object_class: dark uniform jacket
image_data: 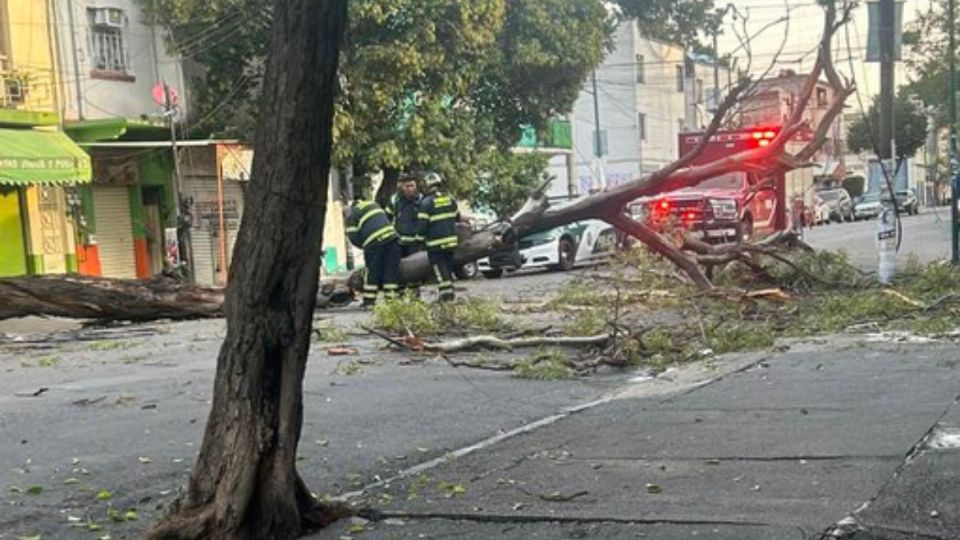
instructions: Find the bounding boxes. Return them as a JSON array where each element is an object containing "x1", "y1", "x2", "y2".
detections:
[
  {"x1": 386, "y1": 193, "x2": 423, "y2": 245},
  {"x1": 418, "y1": 192, "x2": 460, "y2": 251},
  {"x1": 346, "y1": 200, "x2": 397, "y2": 249}
]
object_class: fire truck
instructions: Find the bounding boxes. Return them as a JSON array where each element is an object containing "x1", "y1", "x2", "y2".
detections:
[{"x1": 629, "y1": 126, "x2": 788, "y2": 242}]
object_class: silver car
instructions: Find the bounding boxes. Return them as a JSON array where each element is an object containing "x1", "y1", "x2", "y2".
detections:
[{"x1": 853, "y1": 192, "x2": 884, "y2": 220}]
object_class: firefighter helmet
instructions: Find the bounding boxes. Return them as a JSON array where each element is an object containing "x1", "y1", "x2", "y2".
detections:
[{"x1": 424, "y1": 172, "x2": 443, "y2": 189}]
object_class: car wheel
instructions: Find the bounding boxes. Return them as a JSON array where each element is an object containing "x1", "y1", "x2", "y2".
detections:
[
  {"x1": 481, "y1": 269, "x2": 503, "y2": 279},
  {"x1": 454, "y1": 261, "x2": 478, "y2": 280},
  {"x1": 739, "y1": 216, "x2": 754, "y2": 242},
  {"x1": 556, "y1": 238, "x2": 576, "y2": 271}
]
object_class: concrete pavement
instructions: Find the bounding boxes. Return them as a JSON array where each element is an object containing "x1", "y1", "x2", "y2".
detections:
[{"x1": 318, "y1": 339, "x2": 960, "y2": 539}]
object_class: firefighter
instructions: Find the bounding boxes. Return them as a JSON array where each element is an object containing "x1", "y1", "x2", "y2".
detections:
[
  {"x1": 345, "y1": 197, "x2": 401, "y2": 307},
  {"x1": 418, "y1": 172, "x2": 459, "y2": 302},
  {"x1": 386, "y1": 174, "x2": 424, "y2": 296}
]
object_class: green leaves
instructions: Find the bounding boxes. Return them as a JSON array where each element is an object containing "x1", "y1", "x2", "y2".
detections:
[{"x1": 846, "y1": 92, "x2": 929, "y2": 159}]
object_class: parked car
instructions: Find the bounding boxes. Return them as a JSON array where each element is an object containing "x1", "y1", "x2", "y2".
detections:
[
  {"x1": 893, "y1": 189, "x2": 920, "y2": 215},
  {"x1": 809, "y1": 194, "x2": 830, "y2": 225},
  {"x1": 817, "y1": 188, "x2": 854, "y2": 222},
  {"x1": 478, "y1": 219, "x2": 618, "y2": 278},
  {"x1": 853, "y1": 192, "x2": 885, "y2": 220}
]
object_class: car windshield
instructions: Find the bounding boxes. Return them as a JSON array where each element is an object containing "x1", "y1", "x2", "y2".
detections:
[
  {"x1": 861, "y1": 193, "x2": 879, "y2": 203},
  {"x1": 690, "y1": 172, "x2": 745, "y2": 190},
  {"x1": 895, "y1": 190, "x2": 911, "y2": 198},
  {"x1": 819, "y1": 190, "x2": 841, "y2": 201}
]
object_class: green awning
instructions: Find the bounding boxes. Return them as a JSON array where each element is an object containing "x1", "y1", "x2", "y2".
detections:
[
  {"x1": 64, "y1": 118, "x2": 169, "y2": 142},
  {"x1": 0, "y1": 128, "x2": 92, "y2": 186}
]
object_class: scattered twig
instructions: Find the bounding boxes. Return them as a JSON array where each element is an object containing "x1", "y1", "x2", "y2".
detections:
[
  {"x1": 422, "y1": 334, "x2": 611, "y2": 354},
  {"x1": 361, "y1": 325, "x2": 414, "y2": 350},
  {"x1": 72, "y1": 395, "x2": 107, "y2": 406},
  {"x1": 14, "y1": 387, "x2": 49, "y2": 398},
  {"x1": 923, "y1": 294, "x2": 960, "y2": 313}
]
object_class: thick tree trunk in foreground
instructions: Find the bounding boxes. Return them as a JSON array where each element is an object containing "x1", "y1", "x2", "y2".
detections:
[{"x1": 147, "y1": 1, "x2": 349, "y2": 539}]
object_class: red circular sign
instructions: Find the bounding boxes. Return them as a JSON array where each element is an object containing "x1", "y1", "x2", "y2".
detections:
[{"x1": 152, "y1": 83, "x2": 179, "y2": 108}]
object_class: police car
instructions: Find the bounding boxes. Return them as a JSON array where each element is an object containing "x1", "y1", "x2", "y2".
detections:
[{"x1": 477, "y1": 219, "x2": 619, "y2": 278}]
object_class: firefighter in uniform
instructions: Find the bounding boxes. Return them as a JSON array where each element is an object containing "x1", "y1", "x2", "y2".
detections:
[
  {"x1": 345, "y1": 198, "x2": 401, "y2": 306},
  {"x1": 385, "y1": 174, "x2": 424, "y2": 296},
  {"x1": 418, "y1": 172, "x2": 459, "y2": 302}
]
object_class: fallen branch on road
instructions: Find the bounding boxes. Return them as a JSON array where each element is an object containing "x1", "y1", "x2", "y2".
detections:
[
  {"x1": 422, "y1": 334, "x2": 611, "y2": 354},
  {"x1": 362, "y1": 325, "x2": 610, "y2": 354}
]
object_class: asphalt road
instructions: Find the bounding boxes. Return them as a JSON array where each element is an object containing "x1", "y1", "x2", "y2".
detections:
[{"x1": 804, "y1": 208, "x2": 954, "y2": 269}]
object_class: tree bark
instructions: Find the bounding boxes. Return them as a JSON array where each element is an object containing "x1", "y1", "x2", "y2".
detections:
[
  {"x1": 0, "y1": 275, "x2": 354, "y2": 323},
  {"x1": 0, "y1": 275, "x2": 224, "y2": 322},
  {"x1": 147, "y1": 1, "x2": 350, "y2": 539}
]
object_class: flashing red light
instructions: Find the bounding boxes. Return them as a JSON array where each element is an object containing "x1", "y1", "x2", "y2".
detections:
[
  {"x1": 764, "y1": 130, "x2": 776, "y2": 139},
  {"x1": 685, "y1": 212, "x2": 697, "y2": 220},
  {"x1": 658, "y1": 200, "x2": 671, "y2": 211},
  {"x1": 758, "y1": 139, "x2": 771, "y2": 147},
  {"x1": 752, "y1": 131, "x2": 764, "y2": 140}
]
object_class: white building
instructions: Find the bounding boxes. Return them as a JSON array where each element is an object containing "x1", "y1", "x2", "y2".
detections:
[
  {"x1": 52, "y1": 0, "x2": 186, "y2": 122},
  {"x1": 546, "y1": 22, "x2": 691, "y2": 199},
  {"x1": 683, "y1": 54, "x2": 731, "y2": 132}
]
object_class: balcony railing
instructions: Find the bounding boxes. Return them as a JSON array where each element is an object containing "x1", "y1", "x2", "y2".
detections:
[{"x1": 1, "y1": 55, "x2": 57, "y2": 113}]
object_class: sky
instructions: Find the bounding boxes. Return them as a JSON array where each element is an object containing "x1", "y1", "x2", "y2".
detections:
[{"x1": 715, "y1": 0, "x2": 927, "y2": 104}]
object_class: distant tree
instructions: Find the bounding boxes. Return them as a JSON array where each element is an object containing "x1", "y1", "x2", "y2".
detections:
[
  {"x1": 902, "y1": 0, "x2": 957, "y2": 128},
  {"x1": 847, "y1": 93, "x2": 929, "y2": 159}
]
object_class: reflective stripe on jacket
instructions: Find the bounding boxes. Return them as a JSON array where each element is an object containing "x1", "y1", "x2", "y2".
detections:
[
  {"x1": 346, "y1": 200, "x2": 397, "y2": 248},
  {"x1": 419, "y1": 192, "x2": 459, "y2": 251}
]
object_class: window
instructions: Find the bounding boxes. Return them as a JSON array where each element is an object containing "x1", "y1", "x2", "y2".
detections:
[
  {"x1": 635, "y1": 54, "x2": 645, "y2": 84},
  {"x1": 88, "y1": 8, "x2": 131, "y2": 78},
  {"x1": 816, "y1": 87, "x2": 828, "y2": 108},
  {"x1": 675, "y1": 65, "x2": 685, "y2": 92},
  {"x1": 637, "y1": 112, "x2": 646, "y2": 141}
]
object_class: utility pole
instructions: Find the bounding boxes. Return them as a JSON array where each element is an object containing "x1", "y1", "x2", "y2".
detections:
[
  {"x1": 713, "y1": 32, "x2": 720, "y2": 100},
  {"x1": 878, "y1": 0, "x2": 896, "y2": 162},
  {"x1": 566, "y1": 113, "x2": 577, "y2": 199},
  {"x1": 949, "y1": 0, "x2": 958, "y2": 264},
  {"x1": 164, "y1": 82, "x2": 194, "y2": 282},
  {"x1": 591, "y1": 70, "x2": 605, "y2": 190}
]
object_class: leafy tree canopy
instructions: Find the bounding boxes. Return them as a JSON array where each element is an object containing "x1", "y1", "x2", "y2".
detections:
[
  {"x1": 140, "y1": 0, "x2": 713, "y2": 208},
  {"x1": 847, "y1": 92, "x2": 929, "y2": 159},
  {"x1": 902, "y1": 0, "x2": 958, "y2": 127}
]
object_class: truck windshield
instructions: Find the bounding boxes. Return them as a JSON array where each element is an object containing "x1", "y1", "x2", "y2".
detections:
[{"x1": 692, "y1": 172, "x2": 745, "y2": 190}]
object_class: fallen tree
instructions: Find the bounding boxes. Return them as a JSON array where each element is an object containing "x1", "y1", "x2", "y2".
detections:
[
  {"x1": 0, "y1": 275, "x2": 356, "y2": 323},
  {"x1": 1, "y1": 2, "x2": 854, "y2": 324},
  {"x1": 398, "y1": 1, "x2": 856, "y2": 290}
]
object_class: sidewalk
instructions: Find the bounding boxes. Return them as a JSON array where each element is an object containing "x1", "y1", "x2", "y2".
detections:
[{"x1": 319, "y1": 339, "x2": 960, "y2": 539}]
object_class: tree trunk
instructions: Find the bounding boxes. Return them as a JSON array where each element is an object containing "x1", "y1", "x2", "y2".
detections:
[
  {"x1": 0, "y1": 275, "x2": 354, "y2": 323},
  {"x1": 147, "y1": 1, "x2": 350, "y2": 539},
  {"x1": 374, "y1": 167, "x2": 400, "y2": 208},
  {"x1": 0, "y1": 275, "x2": 224, "y2": 322}
]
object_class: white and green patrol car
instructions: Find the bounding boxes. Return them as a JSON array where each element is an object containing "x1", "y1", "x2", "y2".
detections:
[{"x1": 477, "y1": 219, "x2": 619, "y2": 278}]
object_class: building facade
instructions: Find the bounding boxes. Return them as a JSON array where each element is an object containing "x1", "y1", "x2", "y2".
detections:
[
  {"x1": 0, "y1": 0, "x2": 92, "y2": 278},
  {"x1": 738, "y1": 69, "x2": 847, "y2": 203},
  {"x1": 545, "y1": 21, "x2": 688, "y2": 199}
]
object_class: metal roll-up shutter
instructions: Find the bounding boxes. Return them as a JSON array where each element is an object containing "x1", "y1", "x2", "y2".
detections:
[
  {"x1": 92, "y1": 186, "x2": 136, "y2": 279},
  {"x1": 183, "y1": 175, "x2": 218, "y2": 285},
  {"x1": 190, "y1": 228, "x2": 215, "y2": 286}
]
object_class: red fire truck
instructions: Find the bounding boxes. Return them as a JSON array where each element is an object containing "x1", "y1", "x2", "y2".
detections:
[{"x1": 629, "y1": 126, "x2": 788, "y2": 241}]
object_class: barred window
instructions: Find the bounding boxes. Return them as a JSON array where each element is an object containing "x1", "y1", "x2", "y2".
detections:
[{"x1": 88, "y1": 8, "x2": 129, "y2": 74}]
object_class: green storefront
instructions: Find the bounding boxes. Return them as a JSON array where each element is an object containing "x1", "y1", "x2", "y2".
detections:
[{"x1": 0, "y1": 127, "x2": 92, "y2": 277}]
